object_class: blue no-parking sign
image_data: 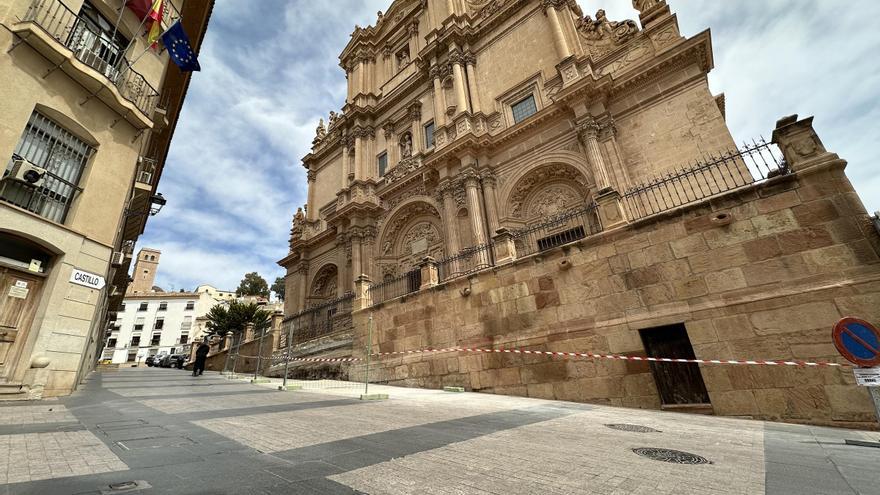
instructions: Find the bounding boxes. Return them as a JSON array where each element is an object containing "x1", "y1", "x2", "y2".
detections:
[{"x1": 832, "y1": 317, "x2": 880, "y2": 367}]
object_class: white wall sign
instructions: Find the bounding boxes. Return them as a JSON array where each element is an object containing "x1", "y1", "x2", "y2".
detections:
[
  {"x1": 853, "y1": 367, "x2": 880, "y2": 387},
  {"x1": 69, "y1": 268, "x2": 106, "y2": 290}
]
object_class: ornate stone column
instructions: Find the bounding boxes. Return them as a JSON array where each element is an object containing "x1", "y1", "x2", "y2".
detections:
[
  {"x1": 408, "y1": 21, "x2": 420, "y2": 58},
  {"x1": 350, "y1": 230, "x2": 363, "y2": 280},
  {"x1": 449, "y1": 48, "x2": 470, "y2": 115},
  {"x1": 543, "y1": 0, "x2": 572, "y2": 60},
  {"x1": 463, "y1": 51, "x2": 481, "y2": 114},
  {"x1": 578, "y1": 117, "x2": 612, "y2": 192},
  {"x1": 342, "y1": 135, "x2": 353, "y2": 186},
  {"x1": 430, "y1": 65, "x2": 447, "y2": 128},
  {"x1": 306, "y1": 169, "x2": 317, "y2": 221},
  {"x1": 463, "y1": 169, "x2": 487, "y2": 246},
  {"x1": 480, "y1": 171, "x2": 500, "y2": 236},
  {"x1": 382, "y1": 45, "x2": 392, "y2": 83},
  {"x1": 336, "y1": 232, "x2": 348, "y2": 293},
  {"x1": 382, "y1": 123, "x2": 396, "y2": 168},
  {"x1": 297, "y1": 260, "x2": 309, "y2": 312},
  {"x1": 409, "y1": 101, "x2": 422, "y2": 154},
  {"x1": 361, "y1": 226, "x2": 377, "y2": 280},
  {"x1": 438, "y1": 181, "x2": 461, "y2": 255}
]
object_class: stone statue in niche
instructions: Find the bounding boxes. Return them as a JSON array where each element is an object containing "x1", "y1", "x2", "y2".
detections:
[
  {"x1": 400, "y1": 132, "x2": 413, "y2": 158},
  {"x1": 382, "y1": 241, "x2": 392, "y2": 256},
  {"x1": 314, "y1": 118, "x2": 326, "y2": 141},
  {"x1": 328, "y1": 111, "x2": 338, "y2": 128},
  {"x1": 397, "y1": 48, "x2": 410, "y2": 67}
]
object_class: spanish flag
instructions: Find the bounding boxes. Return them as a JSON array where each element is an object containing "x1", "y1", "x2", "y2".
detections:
[{"x1": 145, "y1": 0, "x2": 165, "y2": 49}]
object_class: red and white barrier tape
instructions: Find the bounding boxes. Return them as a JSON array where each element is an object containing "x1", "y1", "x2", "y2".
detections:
[{"x1": 256, "y1": 346, "x2": 846, "y2": 367}]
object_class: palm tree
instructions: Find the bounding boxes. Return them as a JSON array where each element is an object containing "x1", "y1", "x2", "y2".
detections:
[{"x1": 205, "y1": 301, "x2": 271, "y2": 337}]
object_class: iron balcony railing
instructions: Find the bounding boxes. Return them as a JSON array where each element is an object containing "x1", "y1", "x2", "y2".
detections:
[
  {"x1": 437, "y1": 243, "x2": 494, "y2": 283},
  {"x1": 368, "y1": 268, "x2": 422, "y2": 306},
  {"x1": 622, "y1": 139, "x2": 787, "y2": 221},
  {"x1": 22, "y1": 0, "x2": 160, "y2": 117},
  {"x1": 512, "y1": 203, "x2": 603, "y2": 258},
  {"x1": 279, "y1": 292, "x2": 354, "y2": 349}
]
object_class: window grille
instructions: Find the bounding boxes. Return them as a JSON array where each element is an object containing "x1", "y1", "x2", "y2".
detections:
[
  {"x1": 511, "y1": 95, "x2": 537, "y2": 123},
  {"x1": 154, "y1": 318, "x2": 164, "y2": 330},
  {"x1": 1, "y1": 112, "x2": 93, "y2": 223}
]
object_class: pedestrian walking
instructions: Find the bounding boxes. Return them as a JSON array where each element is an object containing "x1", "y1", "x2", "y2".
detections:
[{"x1": 192, "y1": 339, "x2": 210, "y2": 376}]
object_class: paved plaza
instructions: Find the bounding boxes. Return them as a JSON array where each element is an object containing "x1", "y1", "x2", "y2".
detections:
[{"x1": 0, "y1": 368, "x2": 878, "y2": 494}]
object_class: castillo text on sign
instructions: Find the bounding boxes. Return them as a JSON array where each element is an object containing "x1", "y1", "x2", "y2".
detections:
[{"x1": 69, "y1": 268, "x2": 106, "y2": 290}]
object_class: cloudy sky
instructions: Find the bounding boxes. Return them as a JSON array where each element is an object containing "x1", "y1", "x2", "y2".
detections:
[{"x1": 140, "y1": 0, "x2": 880, "y2": 294}]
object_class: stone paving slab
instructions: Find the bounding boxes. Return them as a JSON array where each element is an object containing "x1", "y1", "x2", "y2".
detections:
[{"x1": 1, "y1": 368, "x2": 878, "y2": 495}]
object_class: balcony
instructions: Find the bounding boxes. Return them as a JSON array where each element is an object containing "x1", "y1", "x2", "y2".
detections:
[{"x1": 12, "y1": 0, "x2": 161, "y2": 129}]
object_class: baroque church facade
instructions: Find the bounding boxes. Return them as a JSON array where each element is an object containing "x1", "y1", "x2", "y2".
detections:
[
  {"x1": 281, "y1": 0, "x2": 732, "y2": 311},
  {"x1": 277, "y1": 0, "x2": 880, "y2": 427}
]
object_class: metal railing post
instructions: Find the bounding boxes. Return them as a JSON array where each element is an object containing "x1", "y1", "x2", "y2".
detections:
[
  {"x1": 364, "y1": 314, "x2": 373, "y2": 395},
  {"x1": 281, "y1": 320, "x2": 293, "y2": 390},
  {"x1": 254, "y1": 327, "x2": 264, "y2": 380}
]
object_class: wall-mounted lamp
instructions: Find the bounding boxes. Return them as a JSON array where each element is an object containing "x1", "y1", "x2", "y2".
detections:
[{"x1": 125, "y1": 193, "x2": 166, "y2": 218}]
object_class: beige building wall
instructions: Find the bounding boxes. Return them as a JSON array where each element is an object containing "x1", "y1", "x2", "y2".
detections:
[{"x1": 0, "y1": 0, "x2": 208, "y2": 398}]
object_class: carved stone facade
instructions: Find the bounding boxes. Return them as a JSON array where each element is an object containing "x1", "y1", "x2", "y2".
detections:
[{"x1": 277, "y1": 1, "x2": 880, "y2": 427}]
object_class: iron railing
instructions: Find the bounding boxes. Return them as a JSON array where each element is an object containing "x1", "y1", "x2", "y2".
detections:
[
  {"x1": 437, "y1": 243, "x2": 494, "y2": 283},
  {"x1": 512, "y1": 203, "x2": 603, "y2": 258},
  {"x1": 21, "y1": 0, "x2": 160, "y2": 116},
  {"x1": 368, "y1": 268, "x2": 421, "y2": 305},
  {"x1": 622, "y1": 139, "x2": 787, "y2": 221},
  {"x1": 279, "y1": 292, "x2": 354, "y2": 349}
]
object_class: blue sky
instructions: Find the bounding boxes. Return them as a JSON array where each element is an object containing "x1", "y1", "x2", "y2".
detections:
[{"x1": 139, "y1": 0, "x2": 880, "y2": 294}]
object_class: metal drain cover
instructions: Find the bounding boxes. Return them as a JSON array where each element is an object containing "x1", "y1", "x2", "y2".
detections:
[
  {"x1": 605, "y1": 424, "x2": 661, "y2": 433},
  {"x1": 632, "y1": 447, "x2": 712, "y2": 464}
]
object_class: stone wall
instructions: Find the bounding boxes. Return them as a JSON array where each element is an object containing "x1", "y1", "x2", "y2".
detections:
[{"x1": 351, "y1": 141, "x2": 880, "y2": 429}]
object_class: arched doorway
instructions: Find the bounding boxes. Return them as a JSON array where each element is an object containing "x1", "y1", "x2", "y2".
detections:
[{"x1": 0, "y1": 232, "x2": 54, "y2": 381}]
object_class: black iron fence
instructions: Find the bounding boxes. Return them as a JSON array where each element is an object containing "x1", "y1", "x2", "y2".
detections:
[
  {"x1": 279, "y1": 292, "x2": 354, "y2": 349},
  {"x1": 368, "y1": 268, "x2": 421, "y2": 305},
  {"x1": 622, "y1": 139, "x2": 787, "y2": 221},
  {"x1": 22, "y1": 0, "x2": 160, "y2": 117},
  {"x1": 437, "y1": 243, "x2": 494, "y2": 283},
  {"x1": 512, "y1": 203, "x2": 603, "y2": 258}
]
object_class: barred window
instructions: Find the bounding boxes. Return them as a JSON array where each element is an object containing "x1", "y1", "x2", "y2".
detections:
[
  {"x1": 1, "y1": 112, "x2": 93, "y2": 223},
  {"x1": 511, "y1": 95, "x2": 537, "y2": 124}
]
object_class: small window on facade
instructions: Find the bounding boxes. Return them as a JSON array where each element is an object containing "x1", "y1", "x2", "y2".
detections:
[
  {"x1": 0, "y1": 112, "x2": 94, "y2": 223},
  {"x1": 130, "y1": 335, "x2": 141, "y2": 347},
  {"x1": 511, "y1": 94, "x2": 537, "y2": 123},
  {"x1": 119, "y1": 303, "x2": 126, "y2": 312},
  {"x1": 185, "y1": 301, "x2": 195, "y2": 310},
  {"x1": 424, "y1": 122, "x2": 435, "y2": 149},
  {"x1": 107, "y1": 338, "x2": 117, "y2": 348},
  {"x1": 138, "y1": 302, "x2": 148, "y2": 311},
  {"x1": 127, "y1": 350, "x2": 137, "y2": 362},
  {"x1": 377, "y1": 152, "x2": 388, "y2": 177},
  {"x1": 150, "y1": 333, "x2": 160, "y2": 346},
  {"x1": 158, "y1": 302, "x2": 167, "y2": 311},
  {"x1": 179, "y1": 334, "x2": 189, "y2": 345},
  {"x1": 154, "y1": 318, "x2": 164, "y2": 330}
]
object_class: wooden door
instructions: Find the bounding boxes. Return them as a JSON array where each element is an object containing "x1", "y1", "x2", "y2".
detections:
[
  {"x1": 639, "y1": 324, "x2": 710, "y2": 406},
  {"x1": 0, "y1": 268, "x2": 44, "y2": 378}
]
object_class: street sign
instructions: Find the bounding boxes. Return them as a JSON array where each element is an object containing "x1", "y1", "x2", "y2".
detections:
[
  {"x1": 69, "y1": 268, "x2": 106, "y2": 290},
  {"x1": 853, "y1": 368, "x2": 880, "y2": 387},
  {"x1": 832, "y1": 317, "x2": 880, "y2": 367}
]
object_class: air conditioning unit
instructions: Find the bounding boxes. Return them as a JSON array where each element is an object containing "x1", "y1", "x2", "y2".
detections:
[
  {"x1": 5, "y1": 159, "x2": 46, "y2": 187},
  {"x1": 110, "y1": 251, "x2": 125, "y2": 267}
]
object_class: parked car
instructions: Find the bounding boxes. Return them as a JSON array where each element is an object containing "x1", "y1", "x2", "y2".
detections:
[
  {"x1": 160, "y1": 354, "x2": 187, "y2": 369},
  {"x1": 157, "y1": 354, "x2": 172, "y2": 368},
  {"x1": 145, "y1": 355, "x2": 159, "y2": 367}
]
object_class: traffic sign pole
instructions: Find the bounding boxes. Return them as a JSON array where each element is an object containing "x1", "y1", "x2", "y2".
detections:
[{"x1": 831, "y1": 317, "x2": 880, "y2": 425}]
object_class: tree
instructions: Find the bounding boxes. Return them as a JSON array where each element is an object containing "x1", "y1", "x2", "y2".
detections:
[
  {"x1": 205, "y1": 301, "x2": 271, "y2": 337},
  {"x1": 271, "y1": 277, "x2": 285, "y2": 301},
  {"x1": 236, "y1": 272, "x2": 269, "y2": 298}
]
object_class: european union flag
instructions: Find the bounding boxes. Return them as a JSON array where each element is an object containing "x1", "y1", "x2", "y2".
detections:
[{"x1": 161, "y1": 20, "x2": 200, "y2": 72}]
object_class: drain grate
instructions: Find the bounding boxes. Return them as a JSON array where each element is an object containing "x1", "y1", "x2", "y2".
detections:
[
  {"x1": 605, "y1": 424, "x2": 661, "y2": 433},
  {"x1": 632, "y1": 447, "x2": 712, "y2": 464}
]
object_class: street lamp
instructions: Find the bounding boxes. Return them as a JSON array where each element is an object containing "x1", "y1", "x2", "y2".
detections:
[{"x1": 124, "y1": 193, "x2": 166, "y2": 218}]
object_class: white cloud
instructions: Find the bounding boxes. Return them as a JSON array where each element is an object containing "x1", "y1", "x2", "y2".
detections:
[{"x1": 140, "y1": 0, "x2": 880, "y2": 292}]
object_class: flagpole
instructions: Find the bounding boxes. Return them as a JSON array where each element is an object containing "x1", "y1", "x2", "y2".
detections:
[
  {"x1": 108, "y1": 2, "x2": 126, "y2": 48},
  {"x1": 116, "y1": 18, "x2": 180, "y2": 81}
]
